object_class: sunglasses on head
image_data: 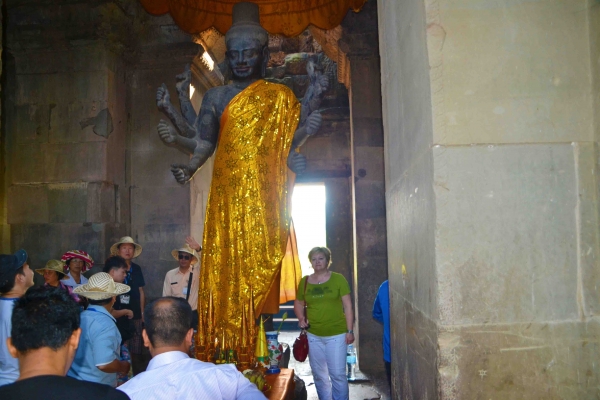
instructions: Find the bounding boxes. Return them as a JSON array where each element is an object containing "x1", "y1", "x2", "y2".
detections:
[{"x1": 178, "y1": 254, "x2": 191, "y2": 260}]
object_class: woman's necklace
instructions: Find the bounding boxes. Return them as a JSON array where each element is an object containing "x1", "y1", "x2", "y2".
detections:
[{"x1": 313, "y1": 271, "x2": 330, "y2": 284}]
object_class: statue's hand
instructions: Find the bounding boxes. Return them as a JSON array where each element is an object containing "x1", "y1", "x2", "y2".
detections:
[
  {"x1": 157, "y1": 120, "x2": 177, "y2": 144},
  {"x1": 171, "y1": 164, "x2": 192, "y2": 184},
  {"x1": 156, "y1": 83, "x2": 171, "y2": 111},
  {"x1": 175, "y1": 64, "x2": 192, "y2": 99},
  {"x1": 318, "y1": 74, "x2": 329, "y2": 94},
  {"x1": 287, "y1": 152, "x2": 307, "y2": 175},
  {"x1": 305, "y1": 112, "x2": 322, "y2": 136}
]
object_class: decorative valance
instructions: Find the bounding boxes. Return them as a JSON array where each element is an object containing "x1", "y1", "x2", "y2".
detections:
[{"x1": 139, "y1": 0, "x2": 367, "y2": 37}]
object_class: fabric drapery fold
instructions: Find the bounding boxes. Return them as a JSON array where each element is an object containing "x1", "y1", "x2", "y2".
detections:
[
  {"x1": 138, "y1": 0, "x2": 367, "y2": 37},
  {"x1": 198, "y1": 79, "x2": 301, "y2": 347}
]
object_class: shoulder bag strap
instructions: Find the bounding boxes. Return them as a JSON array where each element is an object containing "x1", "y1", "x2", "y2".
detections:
[
  {"x1": 185, "y1": 268, "x2": 193, "y2": 302},
  {"x1": 303, "y1": 277, "x2": 309, "y2": 321}
]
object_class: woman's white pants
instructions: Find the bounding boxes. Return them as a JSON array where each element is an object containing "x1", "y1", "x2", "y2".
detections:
[{"x1": 307, "y1": 332, "x2": 349, "y2": 400}]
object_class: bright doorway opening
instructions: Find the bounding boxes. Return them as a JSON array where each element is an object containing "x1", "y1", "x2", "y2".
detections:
[{"x1": 291, "y1": 183, "x2": 327, "y2": 277}]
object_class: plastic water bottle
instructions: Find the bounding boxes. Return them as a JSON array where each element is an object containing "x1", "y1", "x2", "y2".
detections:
[{"x1": 346, "y1": 344, "x2": 357, "y2": 381}]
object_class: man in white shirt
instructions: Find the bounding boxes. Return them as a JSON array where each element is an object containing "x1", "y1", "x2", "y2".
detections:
[
  {"x1": 118, "y1": 297, "x2": 266, "y2": 400},
  {"x1": 162, "y1": 243, "x2": 199, "y2": 328},
  {"x1": 0, "y1": 249, "x2": 34, "y2": 386}
]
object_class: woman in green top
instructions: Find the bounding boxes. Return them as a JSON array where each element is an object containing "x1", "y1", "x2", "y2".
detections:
[{"x1": 294, "y1": 247, "x2": 354, "y2": 400}]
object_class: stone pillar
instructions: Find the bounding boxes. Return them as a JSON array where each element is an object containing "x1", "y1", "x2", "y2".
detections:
[
  {"x1": 341, "y1": 1, "x2": 389, "y2": 374},
  {"x1": 379, "y1": 0, "x2": 600, "y2": 398},
  {"x1": 0, "y1": 5, "x2": 7, "y2": 253},
  {"x1": 5, "y1": 1, "x2": 129, "y2": 272}
]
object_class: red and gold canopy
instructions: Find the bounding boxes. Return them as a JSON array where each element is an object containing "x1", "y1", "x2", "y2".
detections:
[{"x1": 139, "y1": 0, "x2": 367, "y2": 37}]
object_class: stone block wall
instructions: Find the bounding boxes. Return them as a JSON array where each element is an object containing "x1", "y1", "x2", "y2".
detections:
[
  {"x1": 0, "y1": 7, "x2": 7, "y2": 254},
  {"x1": 339, "y1": 1, "x2": 389, "y2": 375},
  {"x1": 380, "y1": 0, "x2": 600, "y2": 398},
  {"x1": 4, "y1": 32, "x2": 127, "y2": 277},
  {"x1": 2, "y1": 1, "x2": 200, "y2": 290}
]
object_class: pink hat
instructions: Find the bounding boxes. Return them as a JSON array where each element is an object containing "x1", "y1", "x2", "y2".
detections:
[{"x1": 61, "y1": 250, "x2": 94, "y2": 273}]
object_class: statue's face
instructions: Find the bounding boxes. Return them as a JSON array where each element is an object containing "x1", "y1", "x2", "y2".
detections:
[{"x1": 226, "y1": 37, "x2": 265, "y2": 80}]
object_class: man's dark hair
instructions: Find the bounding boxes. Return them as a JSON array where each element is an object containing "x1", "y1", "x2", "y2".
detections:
[
  {"x1": 88, "y1": 297, "x2": 113, "y2": 306},
  {"x1": 0, "y1": 266, "x2": 25, "y2": 294},
  {"x1": 11, "y1": 286, "x2": 80, "y2": 352},
  {"x1": 144, "y1": 297, "x2": 192, "y2": 347},
  {"x1": 103, "y1": 256, "x2": 127, "y2": 273}
]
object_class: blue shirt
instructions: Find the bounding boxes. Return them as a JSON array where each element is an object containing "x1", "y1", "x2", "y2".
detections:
[
  {"x1": 118, "y1": 351, "x2": 266, "y2": 400},
  {"x1": 68, "y1": 305, "x2": 121, "y2": 387},
  {"x1": 372, "y1": 280, "x2": 390, "y2": 362},
  {"x1": 0, "y1": 298, "x2": 19, "y2": 386},
  {"x1": 62, "y1": 272, "x2": 88, "y2": 288}
]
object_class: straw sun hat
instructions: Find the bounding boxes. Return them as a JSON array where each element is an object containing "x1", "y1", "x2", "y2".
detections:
[
  {"x1": 61, "y1": 250, "x2": 94, "y2": 272},
  {"x1": 74, "y1": 272, "x2": 130, "y2": 300},
  {"x1": 110, "y1": 236, "x2": 142, "y2": 258},
  {"x1": 171, "y1": 244, "x2": 199, "y2": 265},
  {"x1": 35, "y1": 259, "x2": 67, "y2": 279}
]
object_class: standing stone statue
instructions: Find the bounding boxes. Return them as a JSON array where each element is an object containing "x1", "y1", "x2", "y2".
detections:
[{"x1": 155, "y1": 2, "x2": 328, "y2": 360}]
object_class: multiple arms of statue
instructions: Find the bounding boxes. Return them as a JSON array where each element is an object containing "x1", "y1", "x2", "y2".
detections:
[
  {"x1": 156, "y1": 83, "x2": 197, "y2": 139},
  {"x1": 175, "y1": 64, "x2": 198, "y2": 127},
  {"x1": 156, "y1": 83, "x2": 220, "y2": 184},
  {"x1": 156, "y1": 59, "x2": 329, "y2": 183},
  {"x1": 287, "y1": 59, "x2": 329, "y2": 174}
]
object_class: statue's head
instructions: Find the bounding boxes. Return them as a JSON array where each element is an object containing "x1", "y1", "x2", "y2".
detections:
[{"x1": 224, "y1": 2, "x2": 269, "y2": 80}]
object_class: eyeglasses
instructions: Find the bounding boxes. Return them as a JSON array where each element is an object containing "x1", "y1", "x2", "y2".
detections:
[{"x1": 178, "y1": 254, "x2": 191, "y2": 260}]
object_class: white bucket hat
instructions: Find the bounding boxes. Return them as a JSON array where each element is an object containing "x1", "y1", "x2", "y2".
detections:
[
  {"x1": 74, "y1": 272, "x2": 130, "y2": 300},
  {"x1": 171, "y1": 244, "x2": 199, "y2": 265},
  {"x1": 110, "y1": 236, "x2": 142, "y2": 258}
]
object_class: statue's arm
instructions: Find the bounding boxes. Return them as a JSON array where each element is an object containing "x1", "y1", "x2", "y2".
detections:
[
  {"x1": 287, "y1": 112, "x2": 322, "y2": 174},
  {"x1": 157, "y1": 120, "x2": 197, "y2": 155},
  {"x1": 156, "y1": 83, "x2": 196, "y2": 138},
  {"x1": 170, "y1": 93, "x2": 221, "y2": 184},
  {"x1": 175, "y1": 64, "x2": 198, "y2": 127}
]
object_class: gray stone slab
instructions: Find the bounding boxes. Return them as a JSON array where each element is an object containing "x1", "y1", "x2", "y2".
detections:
[
  {"x1": 87, "y1": 182, "x2": 116, "y2": 223},
  {"x1": 573, "y1": 142, "x2": 600, "y2": 317},
  {"x1": 42, "y1": 142, "x2": 107, "y2": 182},
  {"x1": 351, "y1": 118, "x2": 384, "y2": 147},
  {"x1": 10, "y1": 143, "x2": 46, "y2": 184},
  {"x1": 131, "y1": 186, "x2": 189, "y2": 226},
  {"x1": 14, "y1": 104, "x2": 50, "y2": 144},
  {"x1": 47, "y1": 183, "x2": 88, "y2": 223},
  {"x1": 10, "y1": 223, "x2": 63, "y2": 268},
  {"x1": 130, "y1": 148, "x2": 189, "y2": 188},
  {"x1": 354, "y1": 180, "x2": 386, "y2": 219},
  {"x1": 434, "y1": 143, "x2": 580, "y2": 325},
  {"x1": 441, "y1": 319, "x2": 600, "y2": 399},
  {"x1": 7, "y1": 185, "x2": 49, "y2": 224}
]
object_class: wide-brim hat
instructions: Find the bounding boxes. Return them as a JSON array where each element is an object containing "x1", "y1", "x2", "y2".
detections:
[
  {"x1": 110, "y1": 236, "x2": 142, "y2": 258},
  {"x1": 61, "y1": 250, "x2": 94, "y2": 272},
  {"x1": 74, "y1": 272, "x2": 130, "y2": 300},
  {"x1": 0, "y1": 249, "x2": 28, "y2": 286},
  {"x1": 36, "y1": 259, "x2": 67, "y2": 278},
  {"x1": 171, "y1": 244, "x2": 200, "y2": 265}
]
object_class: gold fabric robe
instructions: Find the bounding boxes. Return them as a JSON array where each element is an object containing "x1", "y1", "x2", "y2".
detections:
[{"x1": 198, "y1": 80, "x2": 302, "y2": 347}]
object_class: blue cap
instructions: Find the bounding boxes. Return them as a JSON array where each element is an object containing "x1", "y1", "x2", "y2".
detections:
[{"x1": 0, "y1": 249, "x2": 28, "y2": 278}]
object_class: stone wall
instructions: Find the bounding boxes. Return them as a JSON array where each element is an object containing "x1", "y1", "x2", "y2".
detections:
[
  {"x1": 340, "y1": 1, "x2": 388, "y2": 375},
  {"x1": 0, "y1": 4, "x2": 7, "y2": 254},
  {"x1": 380, "y1": 0, "x2": 600, "y2": 398},
  {"x1": 378, "y1": 0, "x2": 439, "y2": 396},
  {"x1": 2, "y1": 1, "x2": 199, "y2": 286},
  {"x1": 126, "y1": 17, "x2": 199, "y2": 301},
  {"x1": 4, "y1": 0, "x2": 131, "y2": 278}
]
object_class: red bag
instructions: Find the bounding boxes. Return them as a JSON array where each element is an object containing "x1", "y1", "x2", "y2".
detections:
[
  {"x1": 293, "y1": 278, "x2": 310, "y2": 362},
  {"x1": 293, "y1": 330, "x2": 309, "y2": 362}
]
